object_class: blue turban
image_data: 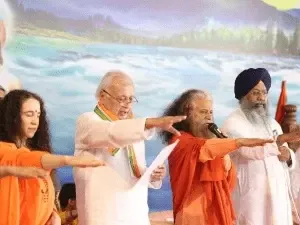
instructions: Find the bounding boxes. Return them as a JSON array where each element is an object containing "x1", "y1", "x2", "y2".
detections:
[{"x1": 234, "y1": 68, "x2": 271, "y2": 100}]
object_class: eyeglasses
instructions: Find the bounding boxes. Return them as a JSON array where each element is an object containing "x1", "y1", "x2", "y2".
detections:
[
  {"x1": 250, "y1": 90, "x2": 268, "y2": 97},
  {"x1": 103, "y1": 89, "x2": 138, "y2": 106}
]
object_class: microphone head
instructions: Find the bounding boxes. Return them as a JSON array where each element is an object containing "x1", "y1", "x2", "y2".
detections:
[
  {"x1": 207, "y1": 122, "x2": 227, "y2": 138},
  {"x1": 207, "y1": 123, "x2": 218, "y2": 132}
]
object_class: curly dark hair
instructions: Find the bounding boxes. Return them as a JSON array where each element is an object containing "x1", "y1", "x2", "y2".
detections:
[
  {"x1": 58, "y1": 183, "x2": 76, "y2": 209},
  {"x1": 159, "y1": 89, "x2": 207, "y2": 144},
  {"x1": 0, "y1": 89, "x2": 52, "y2": 152}
]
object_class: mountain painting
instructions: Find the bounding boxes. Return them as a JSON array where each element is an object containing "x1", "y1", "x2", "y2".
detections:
[{"x1": 1, "y1": 0, "x2": 300, "y2": 212}]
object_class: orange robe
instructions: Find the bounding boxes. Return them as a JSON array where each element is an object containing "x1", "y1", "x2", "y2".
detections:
[
  {"x1": 169, "y1": 132, "x2": 238, "y2": 225},
  {"x1": 0, "y1": 142, "x2": 55, "y2": 225}
]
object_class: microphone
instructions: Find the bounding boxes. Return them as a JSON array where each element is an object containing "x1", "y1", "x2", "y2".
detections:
[{"x1": 207, "y1": 123, "x2": 227, "y2": 138}]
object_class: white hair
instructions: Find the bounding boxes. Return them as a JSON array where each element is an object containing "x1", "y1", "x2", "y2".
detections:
[{"x1": 95, "y1": 70, "x2": 133, "y2": 99}]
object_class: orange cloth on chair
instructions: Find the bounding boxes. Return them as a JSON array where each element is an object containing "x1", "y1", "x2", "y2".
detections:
[
  {"x1": 275, "y1": 80, "x2": 287, "y2": 124},
  {"x1": 168, "y1": 132, "x2": 237, "y2": 225},
  {"x1": 0, "y1": 142, "x2": 55, "y2": 225}
]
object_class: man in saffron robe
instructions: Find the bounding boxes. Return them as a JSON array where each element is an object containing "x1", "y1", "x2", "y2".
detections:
[{"x1": 159, "y1": 89, "x2": 274, "y2": 225}]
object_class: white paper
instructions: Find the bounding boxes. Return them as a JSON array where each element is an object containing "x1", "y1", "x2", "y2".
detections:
[
  {"x1": 93, "y1": 139, "x2": 179, "y2": 192},
  {"x1": 133, "y1": 139, "x2": 179, "y2": 188}
]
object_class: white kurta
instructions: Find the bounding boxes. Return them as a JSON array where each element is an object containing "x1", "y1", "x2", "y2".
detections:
[
  {"x1": 73, "y1": 112, "x2": 161, "y2": 225},
  {"x1": 222, "y1": 108, "x2": 296, "y2": 225}
]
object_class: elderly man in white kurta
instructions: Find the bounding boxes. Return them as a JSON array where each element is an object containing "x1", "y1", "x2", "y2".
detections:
[
  {"x1": 222, "y1": 68, "x2": 299, "y2": 225},
  {"x1": 74, "y1": 70, "x2": 186, "y2": 225}
]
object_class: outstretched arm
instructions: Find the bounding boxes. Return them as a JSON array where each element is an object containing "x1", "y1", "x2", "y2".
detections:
[
  {"x1": 76, "y1": 114, "x2": 186, "y2": 151},
  {"x1": 199, "y1": 139, "x2": 239, "y2": 162},
  {"x1": 0, "y1": 147, "x2": 104, "y2": 170},
  {"x1": 222, "y1": 121, "x2": 279, "y2": 160},
  {"x1": 0, "y1": 166, "x2": 47, "y2": 178},
  {"x1": 76, "y1": 114, "x2": 154, "y2": 150},
  {"x1": 199, "y1": 138, "x2": 274, "y2": 162}
]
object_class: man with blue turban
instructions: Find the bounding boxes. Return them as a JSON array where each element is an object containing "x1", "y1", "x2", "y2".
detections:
[{"x1": 222, "y1": 68, "x2": 300, "y2": 225}]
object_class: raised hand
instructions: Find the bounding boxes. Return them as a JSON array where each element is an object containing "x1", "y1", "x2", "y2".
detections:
[
  {"x1": 236, "y1": 138, "x2": 274, "y2": 148},
  {"x1": 145, "y1": 116, "x2": 187, "y2": 136}
]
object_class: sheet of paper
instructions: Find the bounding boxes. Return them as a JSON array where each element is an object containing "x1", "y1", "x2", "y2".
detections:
[
  {"x1": 90, "y1": 139, "x2": 179, "y2": 193},
  {"x1": 133, "y1": 139, "x2": 179, "y2": 188}
]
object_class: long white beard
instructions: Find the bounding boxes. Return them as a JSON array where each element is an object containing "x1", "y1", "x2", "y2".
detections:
[
  {"x1": 240, "y1": 100, "x2": 273, "y2": 138},
  {"x1": 246, "y1": 110, "x2": 273, "y2": 138}
]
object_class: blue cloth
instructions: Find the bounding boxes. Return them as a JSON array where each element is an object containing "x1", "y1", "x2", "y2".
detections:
[{"x1": 234, "y1": 68, "x2": 272, "y2": 100}]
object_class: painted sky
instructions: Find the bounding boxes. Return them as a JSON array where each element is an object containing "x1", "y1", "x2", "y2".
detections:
[
  {"x1": 262, "y1": 0, "x2": 300, "y2": 10},
  {"x1": 12, "y1": 0, "x2": 300, "y2": 33}
]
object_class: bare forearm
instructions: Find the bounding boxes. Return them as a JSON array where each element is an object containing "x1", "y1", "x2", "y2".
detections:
[{"x1": 41, "y1": 154, "x2": 67, "y2": 170}]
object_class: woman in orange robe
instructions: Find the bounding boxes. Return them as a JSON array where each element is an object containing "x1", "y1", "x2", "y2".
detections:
[{"x1": 0, "y1": 90, "x2": 105, "y2": 225}]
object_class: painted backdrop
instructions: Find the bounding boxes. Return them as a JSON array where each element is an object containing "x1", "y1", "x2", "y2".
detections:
[{"x1": 1, "y1": 0, "x2": 300, "y2": 212}]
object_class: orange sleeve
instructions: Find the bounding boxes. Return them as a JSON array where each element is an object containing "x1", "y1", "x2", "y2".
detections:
[
  {"x1": 0, "y1": 144, "x2": 48, "y2": 168},
  {"x1": 15, "y1": 150, "x2": 47, "y2": 168},
  {"x1": 199, "y1": 139, "x2": 238, "y2": 163}
]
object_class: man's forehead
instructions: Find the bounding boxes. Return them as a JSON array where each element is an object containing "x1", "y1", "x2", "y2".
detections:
[
  {"x1": 111, "y1": 79, "x2": 133, "y2": 86},
  {"x1": 106, "y1": 83, "x2": 135, "y2": 97},
  {"x1": 251, "y1": 81, "x2": 267, "y2": 91},
  {"x1": 192, "y1": 98, "x2": 213, "y2": 107}
]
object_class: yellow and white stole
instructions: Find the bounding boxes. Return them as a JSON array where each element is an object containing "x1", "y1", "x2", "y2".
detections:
[{"x1": 94, "y1": 103, "x2": 142, "y2": 178}]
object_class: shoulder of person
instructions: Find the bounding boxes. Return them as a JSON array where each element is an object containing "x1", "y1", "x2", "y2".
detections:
[
  {"x1": 222, "y1": 108, "x2": 245, "y2": 126},
  {"x1": 225, "y1": 108, "x2": 244, "y2": 120},
  {"x1": 76, "y1": 111, "x2": 112, "y2": 127},
  {"x1": 0, "y1": 141, "x2": 16, "y2": 149},
  {"x1": 78, "y1": 111, "x2": 96, "y2": 119}
]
